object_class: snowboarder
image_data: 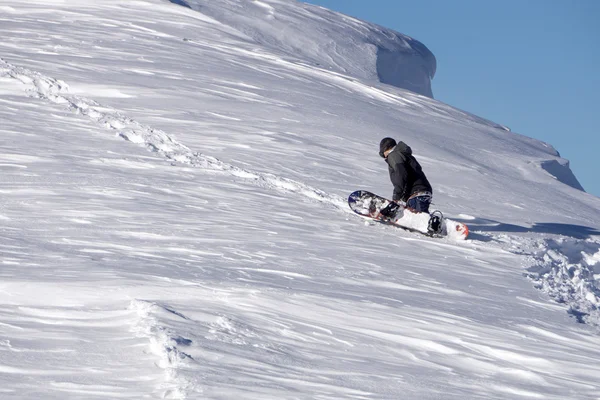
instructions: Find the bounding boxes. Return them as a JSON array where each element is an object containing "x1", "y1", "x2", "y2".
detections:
[{"x1": 378, "y1": 137, "x2": 441, "y2": 233}]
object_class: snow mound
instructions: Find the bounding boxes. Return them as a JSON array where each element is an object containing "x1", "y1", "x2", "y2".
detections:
[
  {"x1": 178, "y1": 0, "x2": 437, "y2": 97},
  {"x1": 526, "y1": 238, "x2": 600, "y2": 325}
]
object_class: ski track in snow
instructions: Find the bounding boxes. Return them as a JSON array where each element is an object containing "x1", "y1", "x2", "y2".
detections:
[
  {"x1": 3, "y1": 56, "x2": 600, "y2": 398},
  {"x1": 0, "y1": 58, "x2": 347, "y2": 213}
]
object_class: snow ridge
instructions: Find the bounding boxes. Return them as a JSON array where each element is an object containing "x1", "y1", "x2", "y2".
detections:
[
  {"x1": 0, "y1": 58, "x2": 346, "y2": 212},
  {"x1": 180, "y1": 0, "x2": 437, "y2": 97}
]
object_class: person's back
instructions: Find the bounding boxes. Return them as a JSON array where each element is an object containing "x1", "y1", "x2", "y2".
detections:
[
  {"x1": 385, "y1": 141, "x2": 432, "y2": 202},
  {"x1": 379, "y1": 137, "x2": 433, "y2": 213}
]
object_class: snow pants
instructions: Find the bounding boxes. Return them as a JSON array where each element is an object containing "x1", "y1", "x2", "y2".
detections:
[{"x1": 407, "y1": 194, "x2": 432, "y2": 213}]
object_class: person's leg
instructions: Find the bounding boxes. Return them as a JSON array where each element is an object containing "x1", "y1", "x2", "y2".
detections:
[{"x1": 407, "y1": 195, "x2": 431, "y2": 213}]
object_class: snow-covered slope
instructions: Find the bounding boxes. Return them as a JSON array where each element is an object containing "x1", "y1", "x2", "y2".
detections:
[
  {"x1": 1, "y1": 0, "x2": 600, "y2": 399},
  {"x1": 177, "y1": 0, "x2": 437, "y2": 97}
]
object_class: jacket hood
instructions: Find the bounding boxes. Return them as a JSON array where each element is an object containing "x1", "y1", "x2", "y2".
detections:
[{"x1": 392, "y1": 141, "x2": 412, "y2": 156}]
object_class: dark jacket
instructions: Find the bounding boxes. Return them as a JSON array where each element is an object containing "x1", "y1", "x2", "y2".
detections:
[{"x1": 385, "y1": 142, "x2": 432, "y2": 202}]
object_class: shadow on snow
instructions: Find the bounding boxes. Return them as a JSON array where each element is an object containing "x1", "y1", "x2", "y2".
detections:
[
  {"x1": 167, "y1": 0, "x2": 191, "y2": 8},
  {"x1": 463, "y1": 217, "x2": 600, "y2": 240}
]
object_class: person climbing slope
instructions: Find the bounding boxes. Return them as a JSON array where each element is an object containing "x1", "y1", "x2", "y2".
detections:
[{"x1": 378, "y1": 137, "x2": 441, "y2": 233}]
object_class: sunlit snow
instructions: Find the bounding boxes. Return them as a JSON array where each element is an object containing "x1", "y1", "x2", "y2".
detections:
[{"x1": 1, "y1": 0, "x2": 600, "y2": 399}]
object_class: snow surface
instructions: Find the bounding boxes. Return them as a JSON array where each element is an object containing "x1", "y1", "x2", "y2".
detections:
[
  {"x1": 1, "y1": 0, "x2": 600, "y2": 399},
  {"x1": 174, "y1": 0, "x2": 437, "y2": 97}
]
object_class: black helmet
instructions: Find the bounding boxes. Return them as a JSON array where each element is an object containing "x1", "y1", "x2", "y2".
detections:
[{"x1": 379, "y1": 137, "x2": 396, "y2": 158}]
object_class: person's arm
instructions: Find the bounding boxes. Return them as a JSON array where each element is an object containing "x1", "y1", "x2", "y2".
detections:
[{"x1": 390, "y1": 161, "x2": 408, "y2": 201}]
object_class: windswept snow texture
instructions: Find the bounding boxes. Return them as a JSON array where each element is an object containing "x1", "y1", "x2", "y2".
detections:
[
  {"x1": 181, "y1": 0, "x2": 437, "y2": 97},
  {"x1": 1, "y1": 0, "x2": 600, "y2": 399}
]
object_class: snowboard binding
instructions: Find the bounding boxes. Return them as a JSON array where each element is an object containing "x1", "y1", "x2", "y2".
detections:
[
  {"x1": 427, "y1": 210, "x2": 444, "y2": 235},
  {"x1": 378, "y1": 201, "x2": 400, "y2": 220}
]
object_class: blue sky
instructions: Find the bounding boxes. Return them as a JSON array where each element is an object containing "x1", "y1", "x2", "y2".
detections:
[{"x1": 304, "y1": 0, "x2": 600, "y2": 197}]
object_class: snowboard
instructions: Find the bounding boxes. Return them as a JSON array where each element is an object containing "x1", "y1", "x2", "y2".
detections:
[{"x1": 348, "y1": 190, "x2": 469, "y2": 240}]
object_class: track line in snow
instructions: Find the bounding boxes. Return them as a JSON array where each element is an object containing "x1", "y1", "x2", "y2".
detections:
[
  {"x1": 130, "y1": 300, "x2": 197, "y2": 399},
  {"x1": 0, "y1": 58, "x2": 347, "y2": 213}
]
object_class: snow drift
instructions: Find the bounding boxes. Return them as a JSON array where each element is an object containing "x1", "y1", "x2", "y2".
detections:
[{"x1": 179, "y1": 0, "x2": 437, "y2": 97}]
